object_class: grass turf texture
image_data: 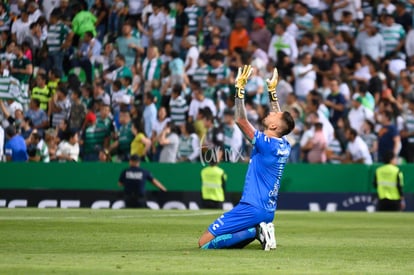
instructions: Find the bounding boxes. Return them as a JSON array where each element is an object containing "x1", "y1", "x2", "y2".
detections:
[{"x1": 0, "y1": 210, "x2": 413, "y2": 274}]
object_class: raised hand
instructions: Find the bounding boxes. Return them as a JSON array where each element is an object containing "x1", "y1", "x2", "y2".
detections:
[
  {"x1": 266, "y1": 68, "x2": 281, "y2": 112},
  {"x1": 235, "y1": 65, "x2": 253, "y2": 99}
]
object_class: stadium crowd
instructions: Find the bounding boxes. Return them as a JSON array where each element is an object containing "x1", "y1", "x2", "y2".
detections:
[{"x1": 0, "y1": 0, "x2": 414, "y2": 164}]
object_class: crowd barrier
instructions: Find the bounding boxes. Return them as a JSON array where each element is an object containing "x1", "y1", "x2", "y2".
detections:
[{"x1": 0, "y1": 163, "x2": 413, "y2": 211}]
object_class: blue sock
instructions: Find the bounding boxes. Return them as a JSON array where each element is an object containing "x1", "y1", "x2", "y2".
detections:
[{"x1": 201, "y1": 228, "x2": 257, "y2": 249}]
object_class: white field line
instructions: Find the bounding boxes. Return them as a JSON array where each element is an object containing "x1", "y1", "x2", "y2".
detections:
[{"x1": 0, "y1": 211, "x2": 220, "y2": 220}]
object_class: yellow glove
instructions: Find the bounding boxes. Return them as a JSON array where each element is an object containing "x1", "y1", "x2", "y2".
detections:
[
  {"x1": 235, "y1": 65, "x2": 252, "y2": 99},
  {"x1": 266, "y1": 68, "x2": 279, "y2": 102}
]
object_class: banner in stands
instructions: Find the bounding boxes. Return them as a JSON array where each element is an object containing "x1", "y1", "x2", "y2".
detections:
[{"x1": 1, "y1": 190, "x2": 412, "y2": 212}]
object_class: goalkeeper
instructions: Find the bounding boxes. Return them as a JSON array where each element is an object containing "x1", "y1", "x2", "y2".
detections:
[{"x1": 198, "y1": 65, "x2": 295, "y2": 250}]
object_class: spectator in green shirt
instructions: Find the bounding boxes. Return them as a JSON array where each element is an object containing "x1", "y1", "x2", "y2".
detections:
[
  {"x1": 81, "y1": 112, "x2": 107, "y2": 161},
  {"x1": 71, "y1": 2, "x2": 97, "y2": 44},
  {"x1": 109, "y1": 107, "x2": 134, "y2": 161}
]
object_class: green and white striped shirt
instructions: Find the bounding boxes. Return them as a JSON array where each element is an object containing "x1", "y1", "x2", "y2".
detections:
[
  {"x1": 192, "y1": 64, "x2": 211, "y2": 90},
  {"x1": 184, "y1": 5, "x2": 201, "y2": 34},
  {"x1": 380, "y1": 23, "x2": 405, "y2": 54},
  {"x1": 169, "y1": 96, "x2": 188, "y2": 126},
  {"x1": 47, "y1": 22, "x2": 71, "y2": 52}
]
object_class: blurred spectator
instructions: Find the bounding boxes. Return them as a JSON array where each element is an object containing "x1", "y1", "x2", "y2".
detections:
[
  {"x1": 11, "y1": 9, "x2": 30, "y2": 45},
  {"x1": 184, "y1": 0, "x2": 202, "y2": 36},
  {"x1": 56, "y1": 130, "x2": 80, "y2": 162},
  {"x1": 377, "y1": 110, "x2": 401, "y2": 163},
  {"x1": 268, "y1": 22, "x2": 298, "y2": 64},
  {"x1": 177, "y1": 121, "x2": 200, "y2": 162},
  {"x1": 325, "y1": 77, "x2": 347, "y2": 128},
  {"x1": 142, "y1": 46, "x2": 162, "y2": 92},
  {"x1": 303, "y1": 121, "x2": 327, "y2": 164},
  {"x1": 183, "y1": 35, "x2": 199, "y2": 77},
  {"x1": 210, "y1": 5, "x2": 231, "y2": 39},
  {"x1": 169, "y1": 84, "x2": 188, "y2": 126},
  {"x1": 71, "y1": 2, "x2": 97, "y2": 43},
  {"x1": 286, "y1": 107, "x2": 303, "y2": 163},
  {"x1": 379, "y1": 13, "x2": 405, "y2": 58},
  {"x1": 26, "y1": 99, "x2": 48, "y2": 130},
  {"x1": 293, "y1": 53, "x2": 316, "y2": 101},
  {"x1": 210, "y1": 53, "x2": 230, "y2": 96},
  {"x1": 49, "y1": 86, "x2": 71, "y2": 128},
  {"x1": 90, "y1": 0, "x2": 108, "y2": 43},
  {"x1": 348, "y1": 93, "x2": 374, "y2": 134},
  {"x1": 326, "y1": 130, "x2": 345, "y2": 164},
  {"x1": 343, "y1": 127, "x2": 373, "y2": 164},
  {"x1": 71, "y1": 31, "x2": 102, "y2": 84},
  {"x1": 172, "y1": 0, "x2": 189, "y2": 53},
  {"x1": 31, "y1": 73, "x2": 50, "y2": 111},
  {"x1": 81, "y1": 112, "x2": 106, "y2": 161},
  {"x1": 107, "y1": 0, "x2": 125, "y2": 38},
  {"x1": 222, "y1": 108, "x2": 243, "y2": 163},
  {"x1": 188, "y1": 83, "x2": 216, "y2": 122},
  {"x1": 4, "y1": 125, "x2": 28, "y2": 162},
  {"x1": 11, "y1": 44, "x2": 32, "y2": 93},
  {"x1": 116, "y1": 22, "x2": 144, "y2": 67},
  {"x1": 110, "y1": 108, "x2": 134, "y2": 161},
  {"x1": 361, "y1": 119, "x2": 378, "y2": 162},
  {"x1": 130, "y1": 120, "x2": 151, "y2": 160},
  {"x1": 69, "y1": 89, "x2": 87, "y2": 132},
  {"x1": 202, "y1": 109, "x2": 223, "y2": 153},
  {"x1": 28, "y1": 131, "x2": 50, "y2": 162},
  {"x1": 294, "y1": 1, "x2": 313, "y2": 39},
  {"x1": 250, "y1": 17, "x2": 272, "y2": 52},
  {"x1": 228, "y1": 18, "x2": 249, "y2": 53},
  {"x1": 150, "y1": 106, "x2": 170, "y2": 161},
  {"x1": 158, "y1": 122, "x2": 180, "y2": 163},
  {"x1": 192, "y1": 53, "x2": 210, "y2": 90},
  {"x1": 148, "y1": 3, "x2": 167, "y2": 50},
  {"x1": 143, "y1": 93, "x2": 157, "y2": 138}
]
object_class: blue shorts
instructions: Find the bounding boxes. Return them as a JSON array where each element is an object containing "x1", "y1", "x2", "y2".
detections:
[{"x1": 207, "y1": 202, "x2": 274, "y2": 237}]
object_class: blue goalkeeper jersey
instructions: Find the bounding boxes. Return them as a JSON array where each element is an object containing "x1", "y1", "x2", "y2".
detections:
[{"x1": 240, "y1": 130, "x2": 290, "y2": 212}]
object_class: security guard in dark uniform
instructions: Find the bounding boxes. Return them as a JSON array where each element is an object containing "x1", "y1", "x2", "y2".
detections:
[
  {"x1": 373, "y1": 151, "x2": 405, "y2": 211},
  {"x1": 201, "y1": 150, "x2": 227, "y2": 209},
  {"x1": 118, "y1": 155, "x2": 167, "y2": 208}
]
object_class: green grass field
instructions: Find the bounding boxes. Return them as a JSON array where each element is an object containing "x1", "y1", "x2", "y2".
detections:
[{"x1": 0, "y1": 209, "x2": 413, "y2": 274}]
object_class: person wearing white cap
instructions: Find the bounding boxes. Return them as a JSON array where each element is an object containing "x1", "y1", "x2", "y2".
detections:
[
  {"x1": 184, "y1": 35, "x2": 199, "y2": 76},
  {"x1": 348, "y1": 93, "x2": 374, "y2": 135}
]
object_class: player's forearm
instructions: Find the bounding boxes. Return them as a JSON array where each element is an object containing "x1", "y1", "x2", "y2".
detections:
[{"x1": 235, "y1": 94, "x2": 254, "y2": 141}]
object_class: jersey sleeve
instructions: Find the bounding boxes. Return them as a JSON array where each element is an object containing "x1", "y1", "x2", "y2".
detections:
[{"x1": 252, "y1": 130, "x2": 267, "y2": 153}]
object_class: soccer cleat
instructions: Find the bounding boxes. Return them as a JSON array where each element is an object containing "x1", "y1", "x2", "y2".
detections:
[
  {"x1": 256, "y1": 222, "x2": 272, "y2": 251},
  {"x1": 267, "y1": 223, "x2": 277, "y2": 249}
]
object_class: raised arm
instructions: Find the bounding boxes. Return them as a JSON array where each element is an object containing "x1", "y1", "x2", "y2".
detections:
[
  {"x1": 266, "y1": 68, "x2": 281, "y2": 112},
  {"x1": 234, "y1": 65, "x2": 255, "y2": 142}
]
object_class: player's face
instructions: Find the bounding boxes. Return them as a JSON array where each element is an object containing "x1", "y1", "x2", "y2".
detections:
[{"x1": 263, "y1": 112, "x2": 282, "y2": 130}]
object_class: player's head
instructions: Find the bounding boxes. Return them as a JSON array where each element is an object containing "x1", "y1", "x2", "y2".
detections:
[
  {"x1": 129, "y1": 154, "x2": 141, "y2": 166},
  {"x1": 263, "y1": 111, "x2": 295, "y2": 138},
  {"x1": 382, "y1": 151, "x2": 396, "y2": 164}
]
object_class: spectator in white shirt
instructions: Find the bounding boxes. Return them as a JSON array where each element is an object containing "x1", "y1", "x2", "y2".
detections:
[
  {"x1": 343, "y1": 127, "x2": 373, "y2": 164},
  {"x1": 184, "y1": 35, "x2": 199, "y2": 77},
  {"x1": 148, "y1": 3, "x2": 167, "y2": 50},
  {"x1": 293, "y1": 52, "x2": 316, "y2": 101},
  {"x1": 188, "y1": 82, "x2": 217, "y2": 122},
  {"x1": 268, "y1": 22, "x2": 298, "y2": 63},
  {"x1": 56, "y1": 131, "x2": 80, "y2": 162},
  {"x1": 348, "y1": 93, "x2": 374, "y2": 134}
]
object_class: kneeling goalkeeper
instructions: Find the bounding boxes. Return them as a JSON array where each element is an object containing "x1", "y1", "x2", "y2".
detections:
[{"x1": 198, "y1": 65, "x2": 295, "y2": 250}]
